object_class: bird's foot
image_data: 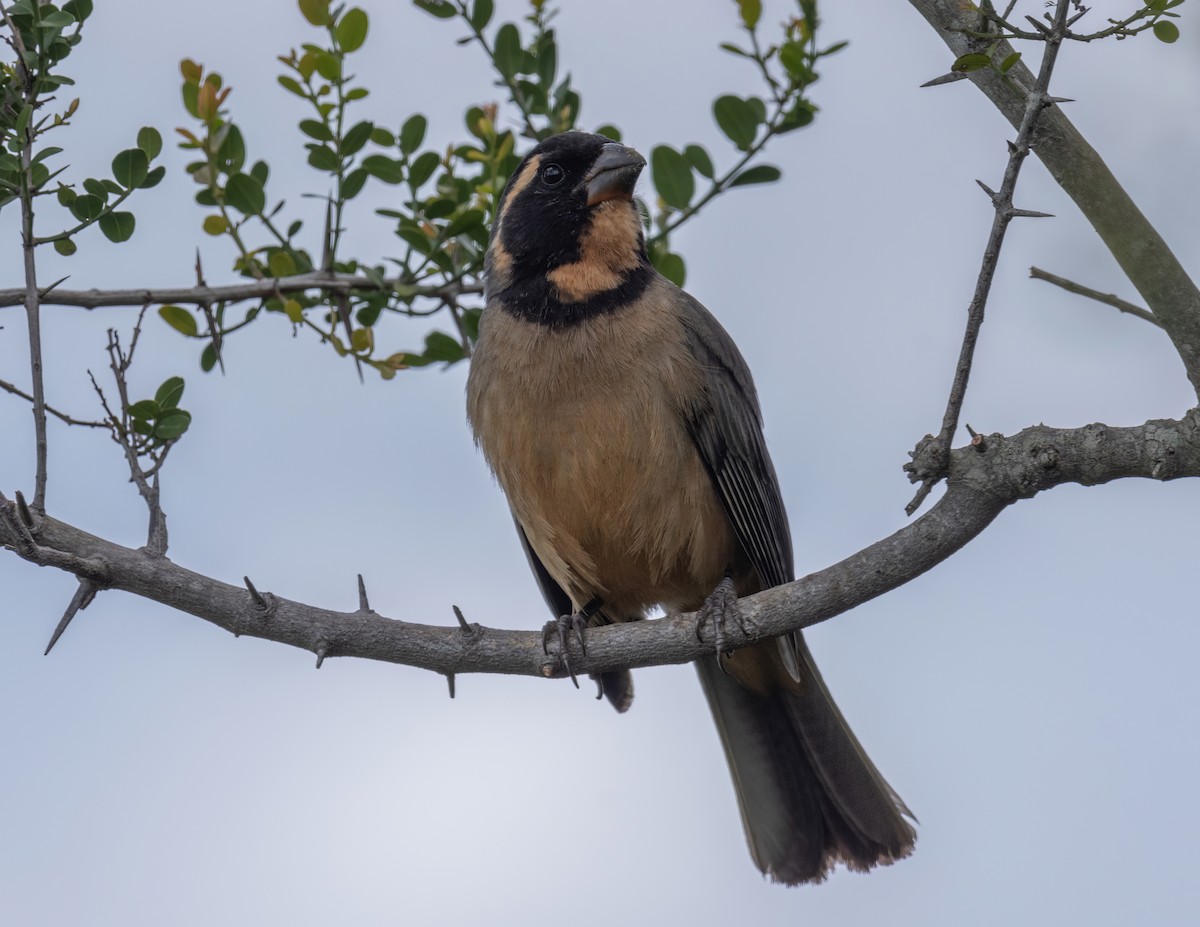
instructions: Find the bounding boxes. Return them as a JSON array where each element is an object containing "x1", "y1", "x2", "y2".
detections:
[
  {"x1": 542, "y1": 605, "x2": 593, "y2": 688},
  {"x1": 695, "y1": 575, "x2": 749, "y2": 669}
]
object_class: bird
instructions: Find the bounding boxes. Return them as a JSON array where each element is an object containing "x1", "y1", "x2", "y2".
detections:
[{"x1": 466, "y1": 130, "x2": 916, "y2": 884}]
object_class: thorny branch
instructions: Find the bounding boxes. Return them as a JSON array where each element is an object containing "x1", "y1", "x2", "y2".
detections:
[
  {"x1": 4, "y1": 415, "x2": 1200, "y2": 677},
  {"x1": 911, "y1": 0, "x2": 1200, "y2": 393},
  {"x1": 906, "y1": 0, "x2": 1072, "y2": 516}
]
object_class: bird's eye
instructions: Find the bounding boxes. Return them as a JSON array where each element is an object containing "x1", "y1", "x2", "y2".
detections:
[{"x1": 541, "y1": 163, "x2": 564, "y2": 185}]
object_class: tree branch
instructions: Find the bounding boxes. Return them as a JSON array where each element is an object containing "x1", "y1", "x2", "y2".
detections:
[
  {"x1": 911, "y1": 0, "x2": 1200, "y2": 397},
  {"x1": 0, "y1": 272, "x2": 482, "y2": 310},
  {"x1": 5, "y1": 413, "x2": 1198, "y2": 675},
  {"x1": 1029, "y1": 266, "x2": 1159, "y2": 328},
  {"x1": 907, "y1": 0, "x2": 1070, "y2": 517}
]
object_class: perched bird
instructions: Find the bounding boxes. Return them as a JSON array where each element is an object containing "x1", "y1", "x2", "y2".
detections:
[{"x1": 466, "y1": 131, "x2": 916, "y2": 884}]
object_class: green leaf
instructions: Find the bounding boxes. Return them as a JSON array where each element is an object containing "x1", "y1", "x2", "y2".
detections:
[
  {"x1": 336, "y1": 7, "x2": 369, "y2": 52},
  {"x1": 225, "y1": 172, "x2": 266, "y2": 214},
  {"x1": 736, "y1": 0, "x2": 761, "y2": 29},
  {"x1": 399, "y1": 113, "x2": 427, "y2": 155},
  {"x1": 342, "y1": 167, "x2": 369, "y2": 199},
  {"x1": 595, "y1": 124, "x2": 622, "y2": 142},
  {"x1": 650, "y1": 145, "x2": 694, "y2": 210},
  {"x1": 137, "y1": 126, "x2": 162, "y2": 160},
  {"x1": 160, "y1": 305, "x2": 199, "y2": 337},
  {"x1": 200, "y1": 343, "x2": 218, "y2": 372},
  {"x1": 314, "y1": 51, "x2": 341, "y2": 81},
  {"x1": 652, "y1": 250, "x2": 685, "y2": 287},
  {"x1": 712, "y1": 95, "x2": 759, "y2": 150},
  {"x1": 683, "y1": 144, "x2": 714, "y2": 179},
  {"x1": 298, "y1": 0, "x2": 330, "y2": 26},
  {"x1": 140, "y1": 165, "x2": 166, "y2": 189},
  {"x1": 63, "y1": 0, "x2": 94, "y2": 21},
  {"x1": 999, "y1": 51, "x2": 1022, "y2": 73},
  {"x1": 1153, "y1": 21, "x2": 1180, "y2": 43},
  {"x1": 83, "y1": 177, "x2": 109, "y2": 202},
  {"x1": 729, "y1": 164, "x2": 781, "y2": 187},
  {"x1": 414, "y1": 0, "x2": 457, "y2": 19},
  {"x1": 216, "y1": 124, "x2": 246, "y2": 173},
  {"x1": 155, "y1": 376, "x2": 186, "y2": 410},
  {"x1": 278, "y1": 75, "x2": 306, "y2": 97},
  {"x1": 445, "y1": 208, "x2": 484, "y2": 237},
  {"x1": 493, "y1": 23, "x2": 522, "y2": 80},
  {"x1": 56, "y1": 186, "x2": 76, "y2": 207},
  {"x1": 370, "y1": 127, "x2": 395, "y2": 147},
  {"x1": 300, "y1": 119, "x2": 334, "y2": 141},
  {"x1": 423, "y1": 330, "x2": 465, "y2": 363},
  {"x1": 408, "y1": 151, "x2": 439, "y2": 187},
  {"x1": 361, "y1": 154, "x2": 404, "y2": 183},
  {"x1": 202, "y1": 215, "x2": 227, "y2": 235},
  {"x1": 470, "y1": 0, "x2": 494, "y2": 29},
  {"x1": 129, "y1": 400, "x2": 161, "y2": 421},
  {"x1": 111, "y1": 148, "x2": 149, "y2": 188},
  {"x1": 951, "y1": 53, "x2": 991, "y2": 73},
  {"x1": 779, "y1": 41, "x2": 809, "y2": 80},
  {"x1": 269, "y1": 250, "x2": 297, "y2": 277},
  {"x1": 53, "y1": 238, "x2": 77, "y2": 256},
  {"x1": 99, "y1": 211, "x2": 135, "y2": 242},
  {"x1": 341, "y1": 120, "x2": 374, "y2": 156},
  {"x1": 154, "y1": 410, "x2": 192, "y2": 441},
  {"x1": 306, "y1": 144, "x2": 339, "y2": 171}
]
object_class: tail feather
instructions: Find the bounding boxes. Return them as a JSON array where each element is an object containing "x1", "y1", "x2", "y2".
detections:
[{"x1": 696, "y1": 641, "x2": 915, "y2": 885}]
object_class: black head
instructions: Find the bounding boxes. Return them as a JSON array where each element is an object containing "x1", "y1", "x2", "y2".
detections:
[{"x1": 486, "y1": 132, "x2": 651, "y2": 326}]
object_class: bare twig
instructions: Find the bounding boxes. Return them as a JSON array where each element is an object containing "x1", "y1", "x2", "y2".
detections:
[
  {"x1": 907, "y1": 0, "x2": 1072, "y2": 516},
  {"x1": 0, "y1": 272, "x2": 483, "y2": 310},
  {"x1": 1030, "y1": 266, "x2": 1159, "y2": 327},
  {"x1": 0, "y1": 377, "x2": 107, "y2": 427}
]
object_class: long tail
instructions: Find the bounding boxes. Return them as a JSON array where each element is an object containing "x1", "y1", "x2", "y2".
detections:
[{"x1": 695, "y1": 637, "x2": 916, "y2": 885}]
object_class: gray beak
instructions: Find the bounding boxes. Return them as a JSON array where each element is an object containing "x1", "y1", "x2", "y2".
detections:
[{"x1": 583, "y1": 143, "x2": 645, "y2": 206}]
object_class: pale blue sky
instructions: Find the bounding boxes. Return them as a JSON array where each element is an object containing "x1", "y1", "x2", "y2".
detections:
[{"x1": 3, "y1": 2, "x2": 1199, "y2": 924}]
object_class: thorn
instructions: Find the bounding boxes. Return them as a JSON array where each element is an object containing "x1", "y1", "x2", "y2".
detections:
[
  {"x1": 1044, "y1": 95, "x2": 1074, "y2": 105},
  {"x1": 44, "y1": 579, "x2": 97, "y2": 655},
  {"x1": 357, "y1": 573, "x2": 370, "y2": 611},
  {"x1": 243, "y1": 575, "x2": 268, "y2": 610},
  {"x1": 1024, "y1": 14, "x2": 1050, "y2": 35},
  {"x1": 1009, "y1": 208, "x2": 1055, "y2": 219},
  {"x1": 446, "y1": 673, "x2": 456, "y2": 698},
  {"x1": 315, "y1": 647, "x2": 327, "y2": 669},
  {"x1": 919, "y1": 71, "x2": 967, "y2": 88},
  {"x1": 975, "y1": 179, "x2": 998, "y2": 202},
  {"x1": 453, "y1": 605, "x2": 470, "y2": 632},
  {"x1": 38, "y1": 275, "x2": 70, "y2": 299},
  {"x1": 14, "y1": 490, "x2": 34, "y2": 527},
  {"x1": 966, "y1": 424, "x2": 988, "y2": 452}
]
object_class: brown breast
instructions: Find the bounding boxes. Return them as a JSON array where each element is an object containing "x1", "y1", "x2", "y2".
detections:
[{"x1": 467, "y1": 283, "x2": 736, "y2": 618}]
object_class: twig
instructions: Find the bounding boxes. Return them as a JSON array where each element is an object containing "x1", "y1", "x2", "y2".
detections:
[
  {"x1": 0, "y1": 377, "x2": 107, "y2": 427},
  {"x1": 907, "y1": 0, "x2": 1072, "y2": 516},
  {"x1": 0, "y1": 272, "x2": 482, "y2": 310},
  {"x1": 1030, "y1": 266, "x2": 1159, "y2": 327},
  {"x1": 7, "y1": 9, "x2": 49, "y2": 513}
]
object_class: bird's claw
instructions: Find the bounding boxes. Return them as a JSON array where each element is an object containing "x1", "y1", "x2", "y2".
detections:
[
  {"x1": 542, "y1": 611, "x2": 588, "y2": 688},
  {"x1": 695, "y1": 576, "x2": 749, "y2": 672}
]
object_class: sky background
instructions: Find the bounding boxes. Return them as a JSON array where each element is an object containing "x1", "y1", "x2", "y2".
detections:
[{"x1": 3, "y1": 1, "x2": 1200, "y2": 924}]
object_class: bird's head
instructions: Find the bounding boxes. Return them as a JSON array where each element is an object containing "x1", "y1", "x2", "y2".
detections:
[{"x1": 486, "y1": 132, "x2": 650, "y2": 324}]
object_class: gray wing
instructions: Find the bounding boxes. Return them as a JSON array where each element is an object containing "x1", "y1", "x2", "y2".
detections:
[{"x1": 675, "y1": 287, "x2": 794, "y2": 590}]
